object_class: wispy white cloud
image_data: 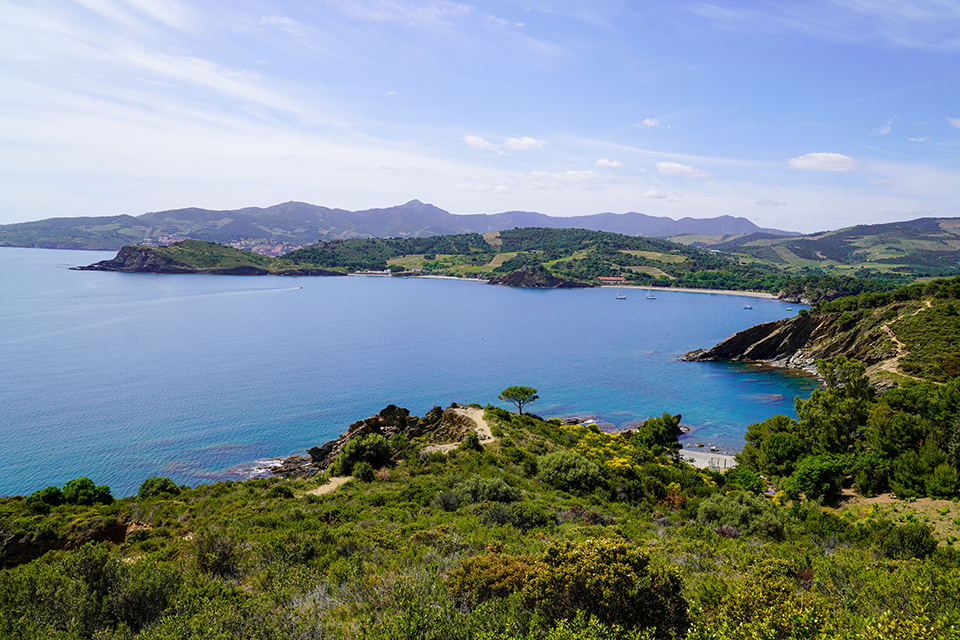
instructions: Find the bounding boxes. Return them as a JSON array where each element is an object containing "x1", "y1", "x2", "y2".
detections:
[
  {"x1": 949, "y1": 117, "x2": 960, "y2": 128},
  {"x1": 691, "y1": 0, "x2": 960, "y2": 51},
  {"x1": 908, "y1": 137, "x2": 931, "y2": 142},
  {"x1": 463, "y1": 135, "x2": 502, "y2": 154},
  {"x1": 788, "y1": 152, "x2": 859, "y2": 171},
  {"x1": 642, "y1": 190, "x2": 668, "y2": 199},
  {"x1": 595, "y1": 158, "x2": 624, "y2": 168},
  {"x1": 868, "y1": 178, "x2": 893, "y2": 185},
  {"x1": 638, "y1": 118, "x2": 669, "y2": 128},
  {"x1": 656, "y1": 161, "x2": 711, "y2": 177},
  {"x1": 527, "y1": 170, "x2": 597, "y2": 184},
  {"x1": 871, "y1": 119, "x2": 893, "y2": 135},
  {"x1": 503, "y1": 136, "x2": 546, "y2": 151},
  {"x1": 463, "y1": 135, "x2": 545, "y2": 155},
  {"x1": 333, "y1": 0, "x2": 473, "y2": 30},
  {"x1": 756, "y1": 198, "x2": 786, "y2": 206}
]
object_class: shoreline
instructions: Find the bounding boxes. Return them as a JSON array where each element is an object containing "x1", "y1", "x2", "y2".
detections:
[
  {"x1": 601, "y1": 284, "x2": 778, "y2": 299},
  {"x1": 680, "y1": 448, "x2": 738, "y2": 470}
]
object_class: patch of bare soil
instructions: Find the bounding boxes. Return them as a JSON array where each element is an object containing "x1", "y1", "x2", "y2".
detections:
[
  {"x1": 835, "y1": 488, "x2": 960, "y2": 540},
  {"x1": 305, "y1": 476, "x2": 352, "y2": 496},
  {"x1": 420, "y1": 406, "x2": 497, "y2": 454}
]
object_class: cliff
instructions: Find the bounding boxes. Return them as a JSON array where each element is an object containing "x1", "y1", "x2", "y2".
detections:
[{"x1": 683, "y1": 312, "x2": 898, "y2": 379}]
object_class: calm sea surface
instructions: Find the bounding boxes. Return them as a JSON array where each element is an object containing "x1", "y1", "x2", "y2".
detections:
[{"x1": 0, "y1": 247, "x2": 815, "y2": 497}]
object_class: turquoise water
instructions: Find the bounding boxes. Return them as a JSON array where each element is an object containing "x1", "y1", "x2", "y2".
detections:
[{"x1": 0, "y1": 247, "x2": 815, "y2": 497}]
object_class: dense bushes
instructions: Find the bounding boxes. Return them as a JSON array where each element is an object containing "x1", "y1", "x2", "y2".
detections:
[
  {"x1": 698, "y1": 491, "x2": 795, "y2": 540},
  {"x1": 25, "y1": 477, "x2": 112, "y2": 514},
  {"x1": 138, "y1": 477, "x2": 181, "y2": 500},
  {"x1": 537, "y1": 450, "x2": 603, "y2": 494},
  {"x1": 329, "y1": 433, "x2": 392, "y2": 476}
]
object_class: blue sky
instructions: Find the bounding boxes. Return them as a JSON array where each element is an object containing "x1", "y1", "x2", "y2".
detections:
[{"x1": 2, "y1": 0, "x2": 959, "y2": 232}]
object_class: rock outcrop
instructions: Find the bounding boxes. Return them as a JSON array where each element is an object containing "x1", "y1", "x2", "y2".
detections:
[
  {"x1": 273, "y1": 403, "x2": 478, "y2": 478},
  {"x1": 487, "y1": 265, "x2": 596, "y2": 289},
  {"x1": 683, "y1": 312, "x2": 897, "y2": 375}
]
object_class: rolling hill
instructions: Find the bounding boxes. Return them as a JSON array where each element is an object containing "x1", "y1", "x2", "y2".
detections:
[{"x1": 0, "y1": 200, "x2": 795, "y2": 251}]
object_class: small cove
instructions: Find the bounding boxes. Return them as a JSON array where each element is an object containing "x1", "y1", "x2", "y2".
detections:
[{"x1": 0, "y1": 247, "x2": 814, "y2": 496}]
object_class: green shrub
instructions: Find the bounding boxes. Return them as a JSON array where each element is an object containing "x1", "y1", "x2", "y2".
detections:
[
  {"x1": 266, "y1": 484, "x2": 295, "y2": 499},
  {"x1": 454, "y1": 474, "x2": 521, "y2": 504},
  {"x1": 698, "y1": 490, "x2": 794, "y2": 540},
  {"x1": 785, "y1": 454, "x2": 846, "y2": 499},
  {"x1": 481, "y1": 502, "x2": 556, "y2": 531},
  {"x1": 62, "y1": 477, "x2": 113, "y2": 506},
  {"x1": 192, "y1": 530, "x2": 243, "y2": 578},
  {"x1": 138, "y1": 476, "x2": 181, "y2": 500},
  {"x1": 723, "y1": 467, "x2": 765, "y2": 494},
  {"x1": 521, "y1": 539, "x2": 688, "y2": 639},
  {"x1": 537, "y1": 451, "x2": 602, "y2": 495},
  {"x1": 460, "y1": 432, "x2": 483, "y2": 452},
  {"x1": 329, "y1": 434, "x2": 392, "y2": 476},
  {"x1": 926, "y1": 463, "x2": 959, "y2": 499},
  {"x1": 447, "y1": 553, "x2": 543, "y2": 608},
  {"x1": 353, "y1": 461, "x2": 375, "y2": 482},
  {"x1": 878, "y1": 522, "x2": 937, "y2": 560}
]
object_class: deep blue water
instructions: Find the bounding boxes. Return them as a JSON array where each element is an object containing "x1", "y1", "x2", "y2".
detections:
[{"x1": 0, "y1": 247, "x2": 815, "y2": 497}]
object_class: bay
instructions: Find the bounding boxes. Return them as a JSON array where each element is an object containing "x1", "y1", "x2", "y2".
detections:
[{"x1": 0, "y1": 247, "x2": 814, "y2": 497}]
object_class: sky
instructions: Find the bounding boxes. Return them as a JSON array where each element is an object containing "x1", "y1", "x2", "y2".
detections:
[{"x1": 2, "y1": 1, "x2": 959, "y2": 233}]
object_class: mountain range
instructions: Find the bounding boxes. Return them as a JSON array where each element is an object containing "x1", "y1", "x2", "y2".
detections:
[{"x1": 0, "y1": 200, "x2": 796, "y2": 251}]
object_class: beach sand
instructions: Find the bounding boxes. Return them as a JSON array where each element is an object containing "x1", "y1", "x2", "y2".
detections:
[{"x1": 680, "y1": 448, "x2": 738, "y2": 470}]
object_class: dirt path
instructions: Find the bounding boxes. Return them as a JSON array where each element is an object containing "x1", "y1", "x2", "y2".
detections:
[
  {"x1": 421, "y1": 406, "x2": 497, "y2": 454},
  {"x1": 305, "y1": 475, "x2": 352, "y2": 496},
  {"x1": 876, "y1": 300, "x2": 932, "y2": 382}
]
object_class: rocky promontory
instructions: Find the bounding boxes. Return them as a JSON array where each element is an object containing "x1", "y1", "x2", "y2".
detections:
[
  {"x1": 487, "y1": 265, "x2": 596, "y2": 289},
  {"x1": 682, "y1": 311, "x2": 897, "y2": 376},
  {"x1": 72, "y1": 240, "x2": 345, "y2": 276}
]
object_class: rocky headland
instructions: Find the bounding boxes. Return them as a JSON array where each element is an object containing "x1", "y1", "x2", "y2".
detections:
[
  {"x1": 486, "y1": 265, "x2": 596, "y2": 289},
  {"x1": 72, "y1": 242, "x2": 344, "y2": 276},
  {"x1": 682, "y1": 311, "x2": 898, "y2": 383}
]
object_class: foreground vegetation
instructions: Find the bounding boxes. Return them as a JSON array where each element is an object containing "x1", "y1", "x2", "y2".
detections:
[{"x1": 4, "y1": 387, "x2": 960, "y2": 638}]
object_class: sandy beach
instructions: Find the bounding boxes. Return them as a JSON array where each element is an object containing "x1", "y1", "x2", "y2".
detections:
[{"x1": 680, "y1": 447, "x2": 739, "y2": 470}]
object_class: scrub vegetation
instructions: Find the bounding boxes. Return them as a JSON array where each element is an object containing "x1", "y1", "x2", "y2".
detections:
[{"x1": 4, "y1": 389, "x2": 960, "y2": 639}]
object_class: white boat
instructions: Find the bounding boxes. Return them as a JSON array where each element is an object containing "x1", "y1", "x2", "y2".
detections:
[
  {"x1": 614, "y1": 267, "x2": 627, "y2": 299},
  {"x1": 743, "y1": 303, "x2": 753, "y2": 310},
  {"x1": 646, "y1": 289, "x2": 657, "y2": 300}
]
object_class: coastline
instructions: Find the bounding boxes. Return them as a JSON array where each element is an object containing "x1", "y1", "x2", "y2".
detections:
[{"x1": 602, "y1": 284, "x2": 777, "y2": 299}]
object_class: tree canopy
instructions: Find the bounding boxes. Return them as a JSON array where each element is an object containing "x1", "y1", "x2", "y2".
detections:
[{"x1": 499, "y1": 386, "x2": 539, "y2": 415}]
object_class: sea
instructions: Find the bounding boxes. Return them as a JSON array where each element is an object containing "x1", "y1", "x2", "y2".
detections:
[{"x1": 0, "y1": 247, "x2": 816, "y2": 497}]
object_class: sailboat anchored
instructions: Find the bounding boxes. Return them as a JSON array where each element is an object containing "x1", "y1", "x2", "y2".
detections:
[{"x1": 613, "y1": 265, "x2": 627, "y2": 299}]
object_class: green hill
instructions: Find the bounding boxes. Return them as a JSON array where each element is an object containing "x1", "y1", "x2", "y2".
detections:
[
  {"x1": 673, "y1": 218, "x2": 960, "y2": 277},
  {"x1": 73, "y1": 240, "x2": 345, "y2": 276}
]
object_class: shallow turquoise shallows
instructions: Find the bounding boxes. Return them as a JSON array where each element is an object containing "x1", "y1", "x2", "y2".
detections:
[{"x1": 0, "y1": 247, "x2": 815, "y2": 496}]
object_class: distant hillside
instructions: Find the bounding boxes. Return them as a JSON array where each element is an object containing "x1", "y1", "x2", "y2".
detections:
[
  {"x1": 284, "y1": 227, "x2": 793, "y2": 291},
  {"x1": 0, "y1": 200, "x2": 795, "y2": 251},
  {"x1": 671, "y1": 218, "x2": 960, "y2": 277}
]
